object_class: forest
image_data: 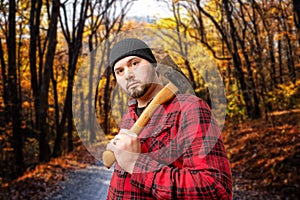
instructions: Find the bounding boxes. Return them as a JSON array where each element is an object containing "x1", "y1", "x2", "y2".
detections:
[{"x1": 0, "y1": 0, "x2": 299, "y2": 199}]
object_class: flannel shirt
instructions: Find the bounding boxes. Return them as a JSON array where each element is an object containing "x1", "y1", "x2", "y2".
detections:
[{"x1": 107, "y1": 94, "x2": 232, "y2": 199}]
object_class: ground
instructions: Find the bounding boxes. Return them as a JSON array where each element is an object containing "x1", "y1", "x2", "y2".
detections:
[
  {"x1": 0, "y1": 110, "x2": 299, "y2": 200},
  {"x1": 223, "y1": 109, "x2": 300, "y2": 199}
]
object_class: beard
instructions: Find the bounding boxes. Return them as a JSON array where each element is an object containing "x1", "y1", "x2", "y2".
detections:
[{"x1": 128, "y1": 83, "x2": 151, "y2": 98}]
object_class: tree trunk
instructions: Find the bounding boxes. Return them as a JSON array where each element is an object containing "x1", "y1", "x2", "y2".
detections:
[
  {"x1": 0, "y1": 39, "x2": 10, "y2": 126},
  {"x1": 88, "y1": 48, "x2": 96, "y2": 142},
  {"x1": 51, "y1": 70, "x2": 61, "y2": 157},
  {"x1": 293, "y1": 0, "x2": 300, "y2": 43},
  {"x1": 29, "y1": 0, "x2": 42, "y2": 129},
  {"x1": 8, "y1": 0, "x2": 24, "y2": 177},
  {"x1": 278, "y1": 32, "x2": 284, "y2": 84},
  {"x1": 67, "y1": 111, "x2": 73, "y2": 152},
  {"x1": 267, "y1": 32, "x2": 277, "y2": 87},
  {"x1": 39, "y1": 0, "x2": 60, "y2": 162},
  {"x1": 103, "y1": 69, "x2": 111, "y2": 135},
  {"x1": 280, "y1": 0, "x2": 296, "y2": 83}
]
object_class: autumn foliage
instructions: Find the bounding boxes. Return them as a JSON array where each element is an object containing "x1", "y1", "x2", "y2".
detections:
[{"x1": 0, "y1": 0, "x2": 299, "y2": 199}]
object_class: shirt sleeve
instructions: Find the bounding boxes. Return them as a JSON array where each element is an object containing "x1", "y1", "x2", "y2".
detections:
[{"x1": 130, "y1": 99, "x2": 232, "y2": 199}]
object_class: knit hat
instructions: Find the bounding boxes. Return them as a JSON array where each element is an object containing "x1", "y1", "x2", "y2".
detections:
[{"x1": 109, "y1": 38, "x2": 157, "y2": 76}]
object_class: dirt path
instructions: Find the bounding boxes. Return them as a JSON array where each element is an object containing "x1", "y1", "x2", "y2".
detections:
[
  {"x1": 48, "y1": 161, "x2": 113, "y2": 200},
  {"x1": 46, "y1": 163, "x2": 281, "y2": 200}
]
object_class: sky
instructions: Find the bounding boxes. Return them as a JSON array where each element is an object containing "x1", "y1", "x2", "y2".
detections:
[{"x1": 125, "y1": 0, "x2": 173, "y2": 18}]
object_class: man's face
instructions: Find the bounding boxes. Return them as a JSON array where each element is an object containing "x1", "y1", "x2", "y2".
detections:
[{"x1": 114, "y1": 56, "x2": 156, "y2": 98}]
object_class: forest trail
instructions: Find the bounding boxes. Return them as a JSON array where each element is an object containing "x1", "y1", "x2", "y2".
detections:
[
  {"x1": 47, "y1": 163, "x2": 280, "y2": 200},
  {"x1": 48, "y1": 162, "x2": 112, "y2": 200},
  {"x1": 0, "y1": 110, "x2": 298, "y2": 200}
]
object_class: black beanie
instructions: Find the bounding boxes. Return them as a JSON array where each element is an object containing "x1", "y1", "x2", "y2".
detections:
[{"x1": 109, "y1": 38, "x2": 157, "y2": 76}]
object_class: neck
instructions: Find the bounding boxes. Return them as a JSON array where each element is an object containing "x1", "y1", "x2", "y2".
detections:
[{"x1": 137, "y1": 83, "x2": 163, "y2": 108}]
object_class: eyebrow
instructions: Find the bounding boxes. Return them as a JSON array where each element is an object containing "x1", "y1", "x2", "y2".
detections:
[{"x1": 114, "y1": 56, "x2": 140, "y2": 70}]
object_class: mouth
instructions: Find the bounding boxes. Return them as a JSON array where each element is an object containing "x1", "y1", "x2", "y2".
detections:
[{"x1": 127, "y1": 81, "x2": 140, "y2": 90}]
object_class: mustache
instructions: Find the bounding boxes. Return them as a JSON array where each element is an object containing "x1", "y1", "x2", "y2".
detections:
[{"x1": 126, "y1": 80, "x2": 140, "y2": 89}]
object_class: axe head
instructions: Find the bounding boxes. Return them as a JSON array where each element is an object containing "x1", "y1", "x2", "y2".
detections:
[{"x1": 156, "y1": 55, "x2": 193, "y2": 94}]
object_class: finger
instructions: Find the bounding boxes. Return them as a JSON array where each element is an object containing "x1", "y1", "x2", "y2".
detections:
[
  {"x1": 107, "y1": 142, "x2": 117, "y2": 152},
  {"x1": 120, "y1": 129, "x2": 137, "y2": 138},
  {"x1": 111, "y1": 138, "x2": 120, "y2": 145},
  {"x1": 109, "y1": 134, "x2": 122, "y2": 145}
]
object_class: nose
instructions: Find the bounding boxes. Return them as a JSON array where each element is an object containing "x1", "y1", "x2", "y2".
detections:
[{"x1": 125, "y1": 67, "x2": 134, "y2": 80}]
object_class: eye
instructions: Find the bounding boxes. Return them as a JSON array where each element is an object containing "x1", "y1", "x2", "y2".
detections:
[
  {"x1": 130, "y1": 59, "x2": 140, "y2": 68},
  {"x1": 115, "y1": 68, "x2": 124, "y2": 76}
]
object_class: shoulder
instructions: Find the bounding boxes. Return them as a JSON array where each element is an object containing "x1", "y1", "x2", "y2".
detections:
[
  {"x1": 173, "y1": 94, "x2": 210, "y2": 108},
  {"x1": 175, "y1": 93, "x2": 201, "y2": 102},
  {"x1": 163, "y1": 93, "x2": 211, "y2": 114}
]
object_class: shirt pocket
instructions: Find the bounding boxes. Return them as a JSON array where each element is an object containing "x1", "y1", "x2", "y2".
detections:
[
  {"x1": 141, "y1": 122, "x2": 177, "y2": 160},
  {"x1": 149, "y1": 123, "x2": 173, "y2": 138},
  {"x1": 140, "y1": 111, "x2": 179, "y2": 158},
  {"x1": 141, "y1": 111, "x2": 177, "y2": 138}
]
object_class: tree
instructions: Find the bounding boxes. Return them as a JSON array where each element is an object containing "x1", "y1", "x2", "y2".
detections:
[
  {"x1": 174, "y1": 0, "x2": 299, "y2": 119},
  {"x1": 0, "y1": 0, "x2": 136, "y2": 179},
  {"x1": 53, "y1": 0, "x2": 133, "y2": 156},
  {"x1": 292, "y1": 0, "x2": 300, "y2": 40},
  {"x1": 39, "y1": 0, "x2": 60, "y2": 161},
  {"x1": 28, "y1": 0, "x2": 60, "y2": 162},
  {"x1": 7, "y1": 0, "x2": 24, "y2": 177},
  {"x1": 52, "y1": 0, "x2": 90, "y2": 156},
  {"x1": 173, "y1": 0, "x2": 261, "y2": 118}
]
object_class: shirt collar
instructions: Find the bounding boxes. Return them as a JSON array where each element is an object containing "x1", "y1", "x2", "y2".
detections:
[
  {"x1": 128, "y1": 96, "x2": 155, "y2": 109},
  {"x1": 128, "y1": 98, "x2": 137, "y2": 107}
]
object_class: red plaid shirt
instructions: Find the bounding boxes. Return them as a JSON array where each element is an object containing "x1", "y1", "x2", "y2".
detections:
[{"x1": 107, "y1": 94, "x2": 232, "y2": 199}]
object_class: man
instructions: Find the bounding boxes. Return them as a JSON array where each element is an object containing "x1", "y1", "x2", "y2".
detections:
[{"x1": 106, "y1": 38, "x2": 232, "y2": 199}]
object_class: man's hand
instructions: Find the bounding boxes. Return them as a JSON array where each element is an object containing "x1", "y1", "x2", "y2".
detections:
[{"x1": 107, "y1": 129, "x2": 141, "y2": 174}]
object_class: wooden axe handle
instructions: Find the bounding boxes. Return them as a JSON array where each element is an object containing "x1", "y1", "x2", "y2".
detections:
[{"x1": 102, "y1": 82, "x2": 178, "y2": 168}]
